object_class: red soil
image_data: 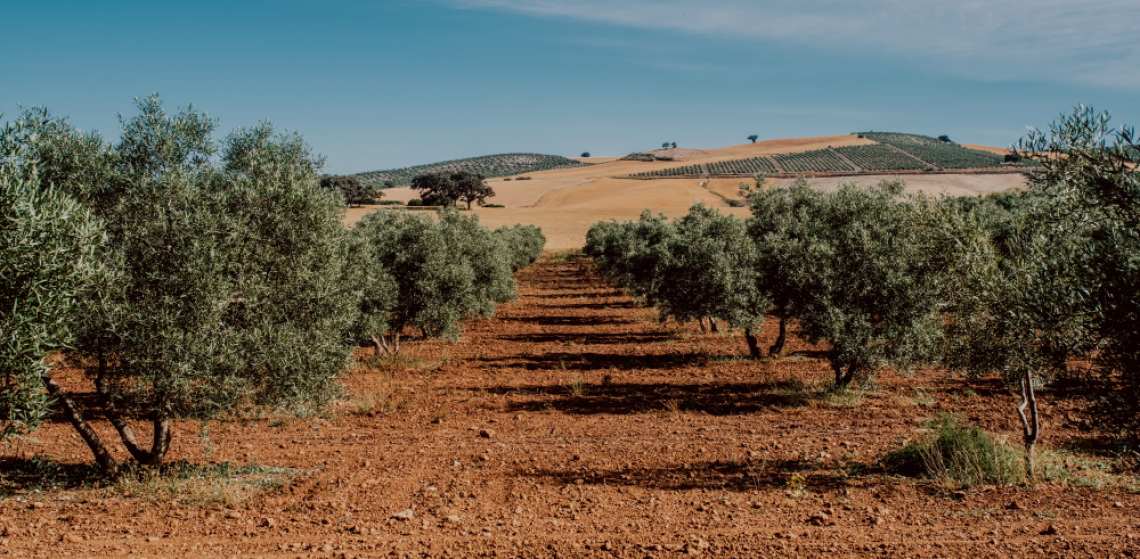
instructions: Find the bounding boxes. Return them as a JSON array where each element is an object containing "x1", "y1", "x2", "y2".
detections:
[{"x1": 2, "y1": 258, "x2": 1137, "y2": 558}]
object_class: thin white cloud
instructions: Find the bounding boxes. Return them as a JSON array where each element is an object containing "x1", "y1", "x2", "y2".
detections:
[{"x1": 450, "y1": 0, "x2": 1140, "y2": 89}]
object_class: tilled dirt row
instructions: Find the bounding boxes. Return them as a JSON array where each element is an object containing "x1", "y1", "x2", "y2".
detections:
[{"x1": 1, "y1": 258, "x2": 1137, "y2": 558}]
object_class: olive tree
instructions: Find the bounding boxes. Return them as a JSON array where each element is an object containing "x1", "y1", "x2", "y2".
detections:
[
  {"x1": 585, "y1": 206, "x2": 771, "y2": 356},
  {"x1": 940, "y1": 106, "x2": 1140, "y2": 473},
  {"x1": 494, "y1": 224, "x2": 546, "y2": 272},
  {"x1": 743, "y1": 176, "x2": 822, "y2": 357},
  {"x1": 584, "y1": 210, "x2": 675, "y2": 306},
  {"x1": 352, "y1": 209, "x2": 517, "y2": 353},
  {"x1": 438, "y1": 209, "x2": 518, "y2": 319},
  {"x1": 0, "y1": 107, "x2": 116, "y2": 209},
  {"x1": 936, "y1": 190, "x2": 1098, "y2": 477},
  {"x1": 1017, "y1": 108, "x2": 1140, "y2": 447},
  {"x1": 2, "y1": 98, "x2": 363, "y2": 475},
  {"x1": 654, "y1": 204, "x2": 769, "y2": 355},
  {"x1": 746, "y1": 179, "x2": 944, "y2": 386},
  {"x1": 0, "y1": 174, "x2": 106, "y2": 444}
]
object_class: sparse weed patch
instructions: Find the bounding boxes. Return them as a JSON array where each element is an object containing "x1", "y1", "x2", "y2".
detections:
[
  {"x1": 822, "y1": 385, "x2": 864, "y2": 409},
  {"x1": 708, "y1": 354, "x2": 750, "y2": 363},
  {"x1": 785, "y1": 473, "x2": 808, "y2": 498},
  {"x1": 907, "y1": 387, "x2": 938, "y2": 407},
  {"x1": 351, "y1": 386, "x2": 394, "y2": 415},
  {"x1": 0, "y1": 457, "x2": 298, "y2": 506},
  {"x1": 660, "y1": 398, "x2": 683, "y2": 420},
  {"x1": 0, "y1": 456, "x2": 104, "y2": 496},
  {"x1": 568, "y1": 374, "x2": 587, "y2": 397},
  {"x1": 114, "y1": 461, "x2": 298, "y2": 506},
  {"x1": 1044, "y1": 450, "x2": 1140, "y2": 491},
  {"x1": 762, "y1": 377, "x2": 814, "y2": 408}
]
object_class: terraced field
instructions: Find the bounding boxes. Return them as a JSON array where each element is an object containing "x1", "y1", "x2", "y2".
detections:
[
  {"x1": 622, "y1": 132, "x2": 1037, "y2": 179},
  {"x1": 860, "y1": 132, "x2": 1041, "y2": 170},
  {"x1": 833, "y1": 144, "x2": 929, "y2": 171},
  {"x1": 630, "y1": 164, "x2": 705, "y2": 178},
  {"x1": 772, "y1": 148, "x2": 856, "y2": 173},
  {"x1": 707, "y1": 157, "x2": 779, "y2": 175}
]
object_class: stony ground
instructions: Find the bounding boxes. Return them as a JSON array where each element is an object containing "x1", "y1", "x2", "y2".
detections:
[{"x1": 2, "y1": 257, "x2": 1138, "y2": 558}]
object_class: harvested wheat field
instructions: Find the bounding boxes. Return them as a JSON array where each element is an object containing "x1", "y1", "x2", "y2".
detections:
[
  {"x1": 2, "y1": 256, "x2": 1137, "y2": 558},
  {"x1": 347, "y1": 134, "x2": 1029, "y2": 250}
]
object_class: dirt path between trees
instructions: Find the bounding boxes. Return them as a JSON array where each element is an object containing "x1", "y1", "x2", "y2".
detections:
[{"x1": 1, "y1": 258, "x2": 1138, "y2": 558}]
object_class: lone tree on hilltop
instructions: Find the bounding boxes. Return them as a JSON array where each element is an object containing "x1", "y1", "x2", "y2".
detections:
[
  {"x1": 410, "y1": 170, "x2": 495, "y2": 209},
  {"x1": 581, "y1": 151, "x2": 590, "y2": 158},
  {"x1": 938, "y1": 135, "x2": 952, "y2": 143},
  {"x1": 748, "y1": 135, "x2": 759, "y2": 143}
]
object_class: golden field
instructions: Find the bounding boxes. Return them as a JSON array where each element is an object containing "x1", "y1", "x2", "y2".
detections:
[{"x1": 349, "y1": 134, "x2": 1027, "y2": 250}]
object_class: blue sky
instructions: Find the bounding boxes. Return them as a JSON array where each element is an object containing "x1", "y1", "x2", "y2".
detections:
[{"x1": 4, "y1": 0, "x2": 1138, "y2": 174}]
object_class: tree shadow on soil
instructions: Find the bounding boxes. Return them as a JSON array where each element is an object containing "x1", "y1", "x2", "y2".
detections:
[
  {"x1": 496, "y1": 315, "x2": 637, "y2": 327},
  {"x1": 489, "y1": 332, "x2": 676, "y2": 345},
  {"x1": 0, "y1": 457, "x2": 105, "y2": 493},
  {"x1": 552, "y1": 301, "x2": 639, "y2": 310},
  {"x1": 490, "y1": 379, "x2": 822, "y2": 416},
  {"x1": 518, "y1": 458, "x2": 854, "y2": 494},
  {"x1": 526, "y1": 280, "x2": 617, "y2": 293},
  {"x1": 471, "y1": 350, "x2": 744, "y2": 373}
]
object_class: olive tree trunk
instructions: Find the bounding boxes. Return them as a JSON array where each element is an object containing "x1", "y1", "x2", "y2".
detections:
[
  {"x1": 39, "y1": 373, "x2": 118, "y2": 476},
  {"x1": 832, "y1": 357, "x2": 862, "y2": 387},
  {"x1": 743, "y1": 327, "x2": 763, "y2": 360},
  {"x1": 768, "y1": 314, "x2": 788, "y2": 357},
  {"x1": 1017, "y1": 369, "x2": 1041, "y2": 480},
  {"x1": 94, "y1": 357, "x2": 173, "y2": 466}
]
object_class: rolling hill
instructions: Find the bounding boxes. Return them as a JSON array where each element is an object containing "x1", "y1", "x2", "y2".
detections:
[
  {"x1": 348, "y1": 133, "x2": 1034, "y2": 250},
  {"x1": 354, "y1": 153, "x2": 586, "y2": 188}
]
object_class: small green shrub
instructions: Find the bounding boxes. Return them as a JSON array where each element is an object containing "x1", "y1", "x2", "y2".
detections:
[
  {"x1": 883, "y1": 414, "x2": 1024, "y2": 487},
  {"x1": 407, "y1": 198, "x2": 423, "y2": 206}
]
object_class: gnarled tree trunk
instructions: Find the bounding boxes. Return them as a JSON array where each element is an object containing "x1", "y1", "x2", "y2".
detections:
[
  {"x1": 40, "y1": 372, "x2": 118, "y2": 476},
  {"x1": 94, "y1": 357, "x2": 172, "y2": 466},
  {"x1": 743, "y1": 327, "x2": 762, "y2": 360},
  {"x1": 1017, "y1": 369, "x2": 1040, "y2": 480},
  {"x1": 832, "y1": 357, "x2": 861, "y2": 387},
  {"x1": 768, "y1": 314, "x2": 788, "y2": 357}
]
